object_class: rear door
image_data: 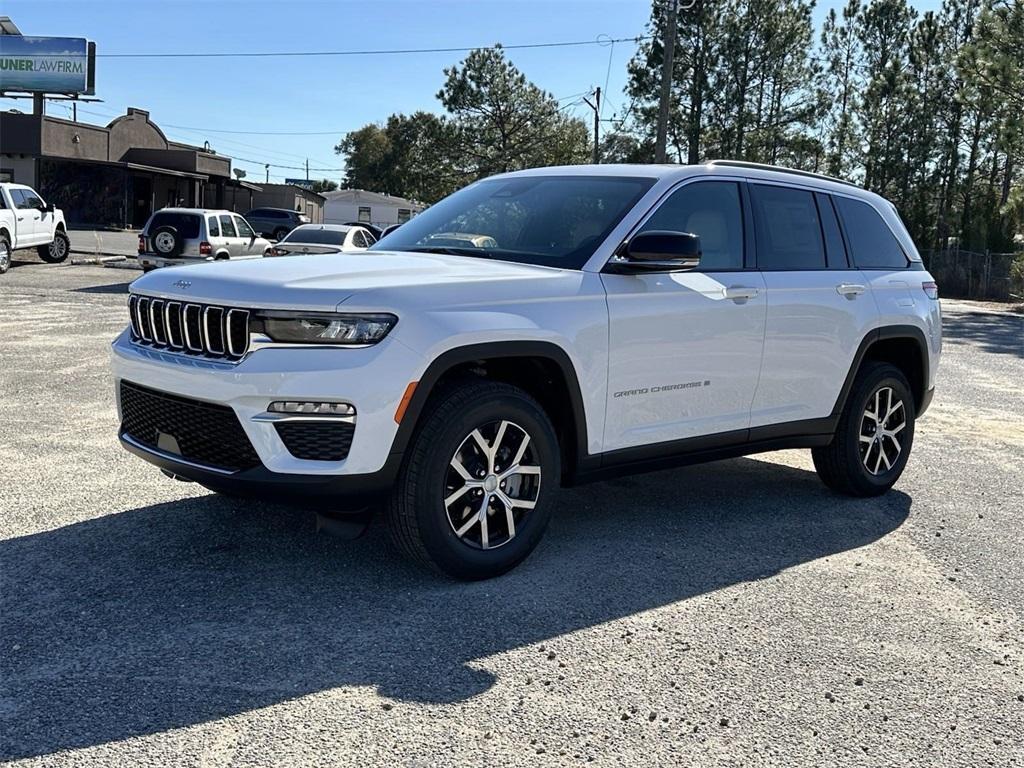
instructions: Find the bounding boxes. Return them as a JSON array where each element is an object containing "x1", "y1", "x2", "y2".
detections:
[
  {"x1": 602, "y1": 178, "x2": 767, "y2": 450},
  {"x1": 218, "y1": 214, "x2": 240, "y2": 256},
  {"x1": 747, "y1": 182, "x2": 878, "y2": 433}
]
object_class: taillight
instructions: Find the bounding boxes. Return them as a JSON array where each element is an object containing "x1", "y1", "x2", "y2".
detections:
[
  {"x1": 199, "y1": 241, "x2": 212, "y2": 256},
  {"x1": 922, "y1": 281, "x2": 939, "y2": 300},
  {"x1": 137, "y1": 234, "x2": 145, "y2": 254}
]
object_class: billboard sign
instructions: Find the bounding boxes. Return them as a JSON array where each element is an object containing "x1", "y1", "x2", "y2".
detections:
[
  {"x1": 0, "y1": 36, "x2": 95, "y2": 95},
  {"x1": 285, "y1": 178, "x2": 315, "y2": 190}
]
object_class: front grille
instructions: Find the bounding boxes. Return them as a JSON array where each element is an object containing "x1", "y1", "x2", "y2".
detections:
[
  {"x1": 275, "y1": 421, "x2": 355, "y2": 461},
  {"x1": 120, "y1": 381, "x2": 260, "y2": 472},
  {"x1": 128, "y1": 294, "x2": 250, "y2": 361}
]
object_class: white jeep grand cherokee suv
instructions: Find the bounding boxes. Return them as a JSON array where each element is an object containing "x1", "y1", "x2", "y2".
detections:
[{"x1": 111, "y1": 162, "x2": 941, "y2": 579}]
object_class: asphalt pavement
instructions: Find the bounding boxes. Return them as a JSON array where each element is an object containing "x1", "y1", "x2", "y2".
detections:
[{"x1": 1, "y1": 262, "x2": 1022, "y2": 767}]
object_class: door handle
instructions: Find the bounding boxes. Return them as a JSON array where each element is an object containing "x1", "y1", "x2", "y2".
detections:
[
  {"x1": 836, "y1": 283, "x2": 866, "y2": 298},
  {"x1": 16, "y1": 216, "x2": 24, "y2": 221},
  {"x1": 724, "y1": 285, "x2": 759, "y2": 302}
]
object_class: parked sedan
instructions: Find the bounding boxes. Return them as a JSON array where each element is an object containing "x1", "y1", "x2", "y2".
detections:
[{"x1": 268, "y1": 224, "x2": 377, "y2": 256}]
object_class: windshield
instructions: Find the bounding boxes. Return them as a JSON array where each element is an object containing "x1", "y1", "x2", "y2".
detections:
[
  {"x1": 371, "y1": 175, "x2": 655, "y2": 269},
  {"x1": 280, "y1": 227, "x2": 347, "y2": 245}
]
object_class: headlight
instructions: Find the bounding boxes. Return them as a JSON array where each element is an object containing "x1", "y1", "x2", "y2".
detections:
[{"x1": 251, "y1": 311, "x2": 397, "y2": 345}]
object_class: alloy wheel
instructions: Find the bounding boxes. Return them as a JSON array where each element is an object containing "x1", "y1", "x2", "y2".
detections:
[
  {"x1": 50, "y1": 235, "x2": 67, "y2": 260},
  {"x1": 444, "y1": 419, "x2": 541, "y2": 550},
  {"x1": 0, "y1": 242, "x2": 10, "y2": 271},
  {"x1": 859, "y1": 386, "x2": 906, "y2": 476}
]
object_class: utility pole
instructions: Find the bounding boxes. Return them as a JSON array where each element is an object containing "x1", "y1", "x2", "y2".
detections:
[
  {"x1": 582, "y1": 87, "x2": 602, "y2": 164},
  {"x1": 654, "y1": 0, "x2": 678, "y2": 163},
  {"x1": 305, "y1": 158, "x2": 309, "y2": 181},
  {"x1": 72, "y1": 101, "x2": 77, "y2": 122},
  {"x1": 265, "y1": 164, "x2": 270, "y2": 184}
]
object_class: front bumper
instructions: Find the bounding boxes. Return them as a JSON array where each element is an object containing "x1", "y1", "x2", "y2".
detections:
[
  {"x1": 110, "y1": 328, "x2": 425, "y2": 482},
  {"x1": 120, "y1": 432, "x2": 401, "y2": 505}
]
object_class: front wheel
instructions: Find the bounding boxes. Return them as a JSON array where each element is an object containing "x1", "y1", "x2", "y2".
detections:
[
  {"x1": 385, "y1": 380, "x2": 560, "y2": 580},
  {"x1": 0, "y1": 235, "x2": 11, "y2": 274},
  {"x1": 813, "y1": 362, "x2": 916, "y2": 497},
  {"x1": 273, "y1": 228, "x2": 289, "y2": 242},
  {"x1": 39, "y1": 230, "x2": 70, "y2": 263}
]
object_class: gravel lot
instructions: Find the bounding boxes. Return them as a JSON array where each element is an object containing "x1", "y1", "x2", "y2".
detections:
[{"x1": 1, "y1": 262, "x2": 1022, "y2": 767}]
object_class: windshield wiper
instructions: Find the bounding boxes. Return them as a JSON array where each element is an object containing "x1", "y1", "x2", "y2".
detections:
[{"x1": 402, "y1": 245, "x2": 487, "y2": 257}]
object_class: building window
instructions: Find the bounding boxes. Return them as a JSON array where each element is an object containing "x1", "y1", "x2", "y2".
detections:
[
  {"x1": 397, "y1": 208, "x2": 411, "y2": 224},
  {"x1": 0, "y1": 168, "x2": 13, "y2": 183},
  {"x1": 358, "y1": 206, "x2": 371, "y2": 223}
]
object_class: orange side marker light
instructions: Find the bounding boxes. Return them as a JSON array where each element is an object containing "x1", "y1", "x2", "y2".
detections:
[{"x1": 394, "y1": 381, "x2": 418, "y2": 424}]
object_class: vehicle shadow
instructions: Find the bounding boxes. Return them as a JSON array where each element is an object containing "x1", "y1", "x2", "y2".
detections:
[
  {"x1": 943, "y1": 309, "x2": 1024, "y2": 359},
  {"x1": 0, "y1": 456, "x2": 911, "y2": 760}
]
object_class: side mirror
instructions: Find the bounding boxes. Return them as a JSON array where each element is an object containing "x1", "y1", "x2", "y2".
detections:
[
  {"x1": 44, "y1": 201, "x2": 55, "y2": 213},
  {"x1": 616, "y1": 230, "x2": 702, "y2": 271}
]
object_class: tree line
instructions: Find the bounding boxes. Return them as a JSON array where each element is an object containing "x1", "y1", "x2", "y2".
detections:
[{"x1": 337, "y1": 0, "x2": 1023, "y2": 253}]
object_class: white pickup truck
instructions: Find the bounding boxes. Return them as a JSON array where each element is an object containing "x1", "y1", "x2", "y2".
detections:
[{"x1": 0, "y1": 183, "x2": 71, "y2": 274}]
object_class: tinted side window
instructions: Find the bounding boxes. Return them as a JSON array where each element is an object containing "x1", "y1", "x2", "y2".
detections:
[
  {"x1": 815, "y1": 193, "x2": 848, "y2": 269},
  {"x1": 10, "y1": 189, "x2": 30, "y2": 209},
  {"x1": 208, "y1": 216, "x2": 220, "y2": 237},
  {"x1": 833, "y1": 196, "x2": 908, "y2": 269},
  {"x1": 219, "y1": 215, "x2": 237, "y2": 237},
  {"x1": 639, "y1": 181, "x2": 744, "y2": 269},
  {"x1": 750, "y1": 184, "x2": 826, "y2": 270},
  {"x1": 234, "y1": 216, "x2": 255, "y2": 237}
]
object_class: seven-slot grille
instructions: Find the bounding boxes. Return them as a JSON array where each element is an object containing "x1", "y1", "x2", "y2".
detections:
[{"x1": 127, "y1": 294, "x2": 250, "y2": 361}]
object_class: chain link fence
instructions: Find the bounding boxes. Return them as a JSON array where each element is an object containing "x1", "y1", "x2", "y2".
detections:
[{"x1": 920, "y1": 249, "x2": 1024, "y2": 302}]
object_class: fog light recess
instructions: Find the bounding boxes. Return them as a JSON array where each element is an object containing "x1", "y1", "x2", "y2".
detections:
[{"x1": 268, "y1": 401, "x2": 355, "y2": 416}]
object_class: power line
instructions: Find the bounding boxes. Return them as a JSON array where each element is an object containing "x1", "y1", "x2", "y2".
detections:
[{"x1": 94, "y1": 36, "x2": 650, "y2": 60}]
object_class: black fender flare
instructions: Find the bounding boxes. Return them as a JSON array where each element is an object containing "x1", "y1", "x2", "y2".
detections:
[
  {"x1": 832, "y1": 325, "x2": 930, "y2": 419},
  {"x1": 389, "y1": 340, "x2": 589, "y2": 463}
]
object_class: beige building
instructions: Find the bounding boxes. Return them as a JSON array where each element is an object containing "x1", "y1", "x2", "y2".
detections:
[{"x1": 248, "y1": 183, "x2": 325, "y2": 223}]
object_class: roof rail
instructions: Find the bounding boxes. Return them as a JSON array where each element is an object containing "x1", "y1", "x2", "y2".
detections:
[{"x1": 707, "y1": 160, "x2": 859, "y2": 188}]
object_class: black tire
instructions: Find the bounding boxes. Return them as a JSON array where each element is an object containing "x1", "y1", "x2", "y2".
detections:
[
  {"x1": 273, "y1": 228, "x2": 289, "y2": 242},
  {"x1": 39, "y1": 229, "x2": 70, "y2": 263},
  {"x1": 150, "y1": 225, "x2": 183, "y2": 257},
  {"x1": 0, "y1": 234, "x2": 11, "y2": 274},
  {"x1": 812, "y1": 362, "x2": 915, "y2": 497},
  {"x1": 385, "y1": 379, "x2": 560, "y2": 580},
  {"x1": 142, "y1": 264, "x2": 157, "y2": 273}
]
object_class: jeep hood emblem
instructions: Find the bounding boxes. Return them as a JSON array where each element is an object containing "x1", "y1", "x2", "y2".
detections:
[{"x1": 172, "y1": 280, "x2": 192, "y2": 289}]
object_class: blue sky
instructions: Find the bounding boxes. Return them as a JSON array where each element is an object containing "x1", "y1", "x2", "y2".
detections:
[{"x1": 1, "y1": 0, "x2": 941, "y2": 185}]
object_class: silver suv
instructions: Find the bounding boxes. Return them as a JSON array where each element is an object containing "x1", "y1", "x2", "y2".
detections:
[
  {"x1": 138, "y1": 208, "x2": 272, "y2": 272},
  {"x1": 244, "y1": 208, "x2": 310, "y2": 241}
]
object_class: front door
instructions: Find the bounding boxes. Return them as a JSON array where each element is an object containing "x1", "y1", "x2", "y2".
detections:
[
  {"x1": 10, "y1": 188, "x2": 45, "y2": 246},
  {"x1": 602, "y1": 179, "x2": 767, "y2": 452},
  {"x1": 233, "y1": 215, "x2": 261, "y2": 257}
]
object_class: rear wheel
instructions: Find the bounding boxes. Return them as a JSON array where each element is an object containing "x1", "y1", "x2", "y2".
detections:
[
  {"x1": 39, "y1": 230, "x2": 70, "y2": 263},
  {"x1": 273, "y1": 228, "x2": 289, "y2": 242},
  {"x1": 813, "y1": 362, "x2": 915, "y2": 497},
  {"x1": 385, "y1": 380, "x2": 559, "y2": 580}
]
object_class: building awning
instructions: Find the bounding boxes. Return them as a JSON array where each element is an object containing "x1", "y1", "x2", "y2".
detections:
[
  {"x1": 124, "y1": 162, "x2": 208, "y2": 181},
  {"x1": 225, "y1": 178, "x2": 263, "y2": 192}
]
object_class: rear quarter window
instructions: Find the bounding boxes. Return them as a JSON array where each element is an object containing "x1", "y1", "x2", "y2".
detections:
[
  {"x1": 833, "y1": 197, "x2": 908, "y2": 269},
  {"x1": 148, "y1": 212, "x2": 201, "y2": 239}
]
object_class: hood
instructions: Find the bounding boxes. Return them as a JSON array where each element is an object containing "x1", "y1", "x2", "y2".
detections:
[{"x1": 130, "y1": 250, "x2": 575, "y2": 311}]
